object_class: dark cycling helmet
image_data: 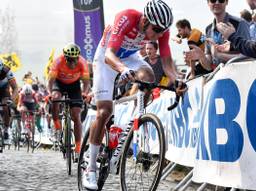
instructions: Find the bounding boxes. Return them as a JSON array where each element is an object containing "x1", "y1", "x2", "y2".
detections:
[
  {"x1": 144, "y1": 0, "x2": 173, "y2": 30},
  {"x1": 32, "y1": 83, "x2": 39, "y2": 91},
  {"x1": 0, "y1": 60, "x2": 4, "y2": 71},
  {"x1": 63, "y1": 43, "x2": 81, "y2": 58}
]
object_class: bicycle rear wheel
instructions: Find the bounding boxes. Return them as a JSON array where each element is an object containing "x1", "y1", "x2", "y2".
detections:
[{"x1": 120, "y1": 113, "x2": 166, "y2": 191}]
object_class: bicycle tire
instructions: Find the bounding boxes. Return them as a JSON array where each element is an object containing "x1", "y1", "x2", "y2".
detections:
[
  {"x1": 97, "y1": 130, "x2": 111, "y2": 191},
  {"x1": 11, "y1": 118, "x2": 21, "y2": 151},
  {"x1": 120, "y1": 113, "x2": 166, "y2": 191},
  {"x1": 65, "y1": 116, "x2": 72, "y2": 175},
  {"x1": 0, "y1": 124, "x2": 3, "y2": 153},
  {"x1": 77, "y1": 128, "x2": 110, "y2": 191},
  {"x1": 17, "y1": 120, "x2": 21, "y2": 151},
  {"x1": 31, "y1": 121, "x2": 35, "y2": 153},
  {"x1": 26, "y1": 132, "x2": 30, "y2": 153},
  {"x1": 77, "y1": 128, "x2": 90, "y2": 191}
]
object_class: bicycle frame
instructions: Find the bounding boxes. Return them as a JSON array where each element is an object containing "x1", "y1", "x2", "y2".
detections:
[{"x1": 52, "y1": 94, "x2": 82, "y2": 175}]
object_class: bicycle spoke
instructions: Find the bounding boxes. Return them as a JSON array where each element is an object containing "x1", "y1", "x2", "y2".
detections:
[{"x1": 120, "y1": 114, "x2": 165, "y2": 191}]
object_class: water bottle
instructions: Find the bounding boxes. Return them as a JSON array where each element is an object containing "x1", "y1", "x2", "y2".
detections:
[
  {"x1": 108, "y1": 125, "x2": 123, "y2": 149},
  {"x1": 109, "y1": 121, "x2": 133, "y2": 174}
]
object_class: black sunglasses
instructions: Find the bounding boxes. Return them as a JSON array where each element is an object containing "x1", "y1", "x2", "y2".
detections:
[
  {"x1": 65, "y1": 56, "x2": 78, "y2": 63},
  {"x1": 209, "y1": 0, "x2": 226, "y2": 4},
  {"x1": 152, "y1": 26, "x2": 166, "y2": 34}
]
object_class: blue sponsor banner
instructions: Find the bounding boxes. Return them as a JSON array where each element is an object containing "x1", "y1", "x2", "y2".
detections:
[{"x1": 73, "y1": 0, "x2": 104, "y2": 63}]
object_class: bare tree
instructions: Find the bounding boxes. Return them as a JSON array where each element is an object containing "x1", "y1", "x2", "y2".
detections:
[{"x1": 0, "y1": 6, "x2": 19, "y2": 54}]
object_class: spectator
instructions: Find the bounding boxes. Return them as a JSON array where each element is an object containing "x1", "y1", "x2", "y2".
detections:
[
  {"x1": 216, "y1": 22, "x2": 256, "y2": 58},
  {"x1": 22, "y1": 71, "x2": 35, "y2": 85},
  {"x1": 250, "y1": 12, "x2": 256, "y2": 40},
  {"x1": 139, "y1": 45, "x2": 147, "y2": 59},
  {"x1": 144, "y1": 41, "x2": 165, "y2": 84},
  {"x1": 184, "y1": 0, "x2": 251, "y2": 71},
  {"x1": 240, "y1": 9, "x2": 252, "y2": 23},
  {"x1": 247, "y1": 0, "x2": 256, "y2": 11},
  {"x1": 175, "y1": 19, "x2": 210, "y2": 78}
]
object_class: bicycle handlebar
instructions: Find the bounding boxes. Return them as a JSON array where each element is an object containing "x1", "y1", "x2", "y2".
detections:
[
  {"x1": 50, "y1": 98, "x2": 83, "y2": 104},
  {"x1": 134, "y1": 80, "x2": 182, "y2": 111},
  {"x1": 0, "y1": 100, "x2": 14, "y2": 107},
  {"x1": 167, "y1": 94, "x2": 180, "y2": 111}
]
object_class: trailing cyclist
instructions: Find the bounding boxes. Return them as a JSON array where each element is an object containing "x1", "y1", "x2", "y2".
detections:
[
  {"x1": 0, "y1": 60, "x2": 19, "y2": 145},
  {"x1": 83, "y1": 0, "x2": 187, "y2": 189},
  {"x1": 17, "y1": 84, "x2": 39, "y2": 136},
  {"x1": 47, "y1": 43, "x2": 91, "y2": 162}
]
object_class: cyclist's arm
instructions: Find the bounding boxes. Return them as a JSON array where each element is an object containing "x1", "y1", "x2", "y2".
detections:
[
  {"x1": 105, "y1": 48, "x2": 127, "y2": 73},
  {"x1": 81, "y1": 78, "x2": 91, "y2": 95},
  {"x1": 161, "y1": 56, "x2": 177, "y2": 84},
  {"x1": 17, "y1": 94, "x2": 25, "y2": 110},
  {"x1": 47, "y1": 76, "x2": 55, "y2": 94},
  {"x1": 105, "y1": 11, "x2": 133, "y2": 73},
  {"x1": 9, "y1": 78, "x2": 18, "y2": 101}
]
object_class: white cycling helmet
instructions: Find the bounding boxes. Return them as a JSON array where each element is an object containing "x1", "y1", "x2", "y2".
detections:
[
  {"x1": 23, "y1": 84, "x2": 33, "y2": 95},
  {"x1": 144, "y1": 0, "x2": 173, "y2": 30},
  {"x1": 0, "y1": 60, "x2": 4, "y2": 71}
]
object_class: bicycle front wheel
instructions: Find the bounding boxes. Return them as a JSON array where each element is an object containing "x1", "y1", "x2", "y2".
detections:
[
  {"x1": 31, "y1": 122, "x2": 35, "y2": 153},
  {"x1": 65, "y1": 117, "x2": 72, "y2": 175},
  {"x1": 120, "y1": 113, "x2": 166, "y2": 191},
  {"x1": 0, "y1": 125, "x2": 3, "y2": 153}
]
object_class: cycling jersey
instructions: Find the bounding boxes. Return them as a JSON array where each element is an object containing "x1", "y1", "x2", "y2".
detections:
[
  {"x1": 19, "y1": 93, "x2": 37, "y2": 104},
  {"x1": 93, "y1": 9, "x2": 172, "y2": 101},
  {"x1": 101, "y1": 9, "x2": 171, "y2": 59},
  {"x1": 49, "y1": 55, "x2": 90, "y2": 84},
  {"x1": 0, "y1": 66, "x2": 15, "y2": 88}
]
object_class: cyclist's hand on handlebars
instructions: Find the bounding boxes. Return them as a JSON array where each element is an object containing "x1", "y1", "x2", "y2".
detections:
[
  {"x1": 82, "y1": 92, "x2": 93, "y2": 104},
  {"x1": 119, "y1": 68, "x2": 136, "y2": 83},
  {"x1": 6, "y1": 99, "x2": 13, "y2": 106},
  {"x1": 174, "y1": 80, "x2": 188, "y2": 97}
]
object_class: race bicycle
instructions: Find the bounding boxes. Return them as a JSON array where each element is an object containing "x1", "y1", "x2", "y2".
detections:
[
  {"x1": 21, "y1": 110, "x2": 37, "y2": 153},
  {"x1": 52, "y1": 93, "x2": 83, "y2": 176},
  {"x1": 0, "y1": 101, "x2": 14, "y2": 152},
  {"x1": 10, "y1": 111, "x2": 22, "y2": 151},
  {"x1": 78, "y1": 79, "x2": 182, "y2": 191}
]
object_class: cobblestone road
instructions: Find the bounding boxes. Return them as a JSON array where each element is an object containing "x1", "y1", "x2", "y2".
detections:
[{"x1": 0, "y1": 147, "x2": 210, "y2": 191}]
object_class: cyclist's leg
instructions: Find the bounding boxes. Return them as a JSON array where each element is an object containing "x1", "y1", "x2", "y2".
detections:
[
  {"x1": 67, "y1": 80, "x2": 83, "y2": 155},
  {"x1": 2, "y1": 96, "x2": 12, "y2": 141},
  {"x1": 83, "y1": 47, "x2": 116, "y2": 189},
  {"x1": 70, "y1": 106, "x2": 82, "y2": 151},
  {"x1": 51, "y1": 80, "x2": 62, "y2": 132}
]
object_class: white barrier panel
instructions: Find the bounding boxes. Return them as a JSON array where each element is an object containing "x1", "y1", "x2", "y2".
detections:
[
  {"x1": 81, "y1": 60, "x2": 256, "y2": 189},
  {"x1": 193, "y1": 61, "x2": 256, "y2": 190},
  {"x1": 163, "y1": 77, "x2": 204, "y2": 167}
]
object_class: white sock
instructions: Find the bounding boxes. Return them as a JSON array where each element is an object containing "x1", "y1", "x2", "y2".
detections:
[{"x1": 88, "y1": 144, "x2": 100, "y2": 172}]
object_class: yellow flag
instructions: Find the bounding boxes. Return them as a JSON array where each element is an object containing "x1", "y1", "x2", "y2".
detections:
[
  {"x1": 0, "y1": 53, "x2": 22, "y2": 72},
  {"x1": 44, "y1": 48, "x2": 55, "y2": 79}
]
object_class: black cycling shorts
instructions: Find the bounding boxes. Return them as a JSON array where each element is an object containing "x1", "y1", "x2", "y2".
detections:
[
  {"x1": 23, "y1": 102, "x2": 36, "y2": 111},
  {"x1": 52, "y1": 80, "x2": 82, "y2": 108},
  {"x1": 0, "y1": 85, "x2": 11, "y2": 102}
]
